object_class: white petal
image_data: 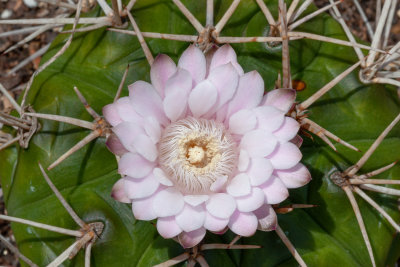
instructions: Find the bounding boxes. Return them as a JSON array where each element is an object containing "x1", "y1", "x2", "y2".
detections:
[
  {"x1": 153, "y1": 168, "x2": 173, "y2": 186},
  {"x1": 157, "y1": 216, "x2": 182, "y2": 238},
  {"x1": 262, "y1": 88, "x2": 296, "y2": 113},
  {"x1": 210, "y1": 175, "x2": 228, "y2": 192},
  {"x1": 226, "y1": 173, "x2": 251, "y2": 197},
  {"x1": 247, "y1": 157, "x2": 274, "y2": 186},
  {"x1": 209, "y1": 44, "x2": 243, "y2": 75},
  {"x1": 229, "y1": 109, "x2": 257, "y2": 135},
  {"x1": 112, "y1": 121, "x2": 145, "y2": 152},
  {"x1": 118, "y1": 152, "x2": 155, "y2": 178},
  {"x1": 236, "y1": 188, "x2": 265, "y2": 212},
  {"x1": 238, "y1": 150, "x2": 250, "y2": 172},
  {"x1": 291, "y1": 135, "x2": 303, "y2": 148},
  {"x1": 178, "y1": 45, "x2": 206, "y2": 85},
  {"x1": 111, "y1": 179, "x2": 130, "y2": 203},
  {"x1": 106, "y1": 133, "x2": 129, "y2": 156},
  {"x1": 208, "y1": 63, "x2": 239, "y2": 107},
  {"x1": 260, "y1": 176, "x2": 289, "y2": 204},
  {"x1": 228, "y1": 211, "x2": 258, "y2": 237},
  {"x1": 128, "y1": 81, "x2": 168, "y2": 126},
  {"x1": 240, "y1": 129, "x2": 278, "y2": 157},
  {"x1": 102, "y1": 103, "x2": 122, "y2": 126},
  {"x1": 176, "y1": 204, "x2": 206, "y2": 232},
  {"x1": 132, "y1": 193, "x2": 158, "y2": 220},
  {"x1": 206, "y1": 193, "x2": 236, "y2": 219},
  {"x1": 253, "y1": 204, "x2": 277, "y2": 231},
  {"x1": 254, "y1": 106, "x2": 285, "y2": 132},
  {"x1": 163, "y1": 90, "x2": 189, "y2": 122},
  {"x1": 273, "y1": 117, "x2": 300, "y2": 142},
  {"x1": 163, "y1": 68, "x2": 192, "y2": 121},
  {"x1": 204, "y1": 212, "x2": 229, "y2": 232},
  {"x1": 150, "y1": 54, "x2": 177, "y2": 97},
  {"x1": 153, "y1": 188, "x2": 185, "y2": 217},
  {"x1": 226, "y1": 71, "x2": 264, "y2": 118},
  {"x1": 133, "y1": 134, "x2": 158, "y2": 162},
  {"x1": 188, "y1": 80, "x2": 218, "y2": 118},
  {"x1": 275, "y1": 163, "x2": 311, "y2": 188},
  {"x1": 184, "y1": 195, "x2": 210, "y2": 207},
  {"x1": 124, "y1": 175, "x2": 159, "y2": 199},
  {"x1": 178, "y1": 228, "x2": 206, "y2": 248},
  {"x1": 144, "y1": 117, "x2": 161, "y2": 144},
  {"x1": 268, "y1": 142, "x2": 302, "y2": 170},
  {"x1": 114, "y1": 97, "x2": 143, "y2": 124}
]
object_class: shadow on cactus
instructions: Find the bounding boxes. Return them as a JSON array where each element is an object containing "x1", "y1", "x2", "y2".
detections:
[{"x1": 0, "y1": 0, "x2": 400, "y2": 266}]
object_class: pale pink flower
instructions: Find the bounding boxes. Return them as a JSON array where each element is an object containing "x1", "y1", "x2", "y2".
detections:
[{"x1": 103, "y1": 44, "x2": 311, "y2": 248}]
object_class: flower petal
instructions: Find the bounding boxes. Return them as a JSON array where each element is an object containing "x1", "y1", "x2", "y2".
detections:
[
  {"x1": 132, "y1": 192, "x2": 159, "y2": 220},
  {"x1": 275, "y1": 163, "x2": 311, "y2": 188},
  {"x1": 215, "y1": 102, "x2": 229, "y2": 122},
  {"x1": 124, "y1": 175, "x2": 159, "y2": 199},
  {"x1": 157, "y1": 216, "x2": 182, "y2": 238},
  {"x1": 114, "y1": 97, "x2": 143, "y2": 124},
  {"x1": 210, "y1": 44, "x2": 243, "y2": 75},
  {"x1": 240, "y1": 129, "x2": 278, "y2": 158},
  {"x1": 163, "y1": 92, "x2": 189, "y2": 122},
  {"x1": 184, "y1": 195, "x2": 209, "y2": 207},
  {"x1": 163, "y1": 68, "x2": 192, "y2": 121},
  {"x1": 176, "y1": 204, "x2": 206, "y2": 232},
  {"x1": 118, "y1": 152, "x2": 155, "y2": 178},
  {"x1": 144, "y1": 117, "x2": 161, "y2": 144},
  {"x1": 253, "y1": 204, "x2": 277, "y2": 231},
  {"x1": 111, "y1": 178, "x2": 130, "y2": 203},
  {"x1": 273, "y1": 117, "x2": 300, "y2": 141},
  {"x1": 254, "y1": 106, "x2": 285, "y2": 132},
  {"x1": 102, "y1": 103, "x2": 122, "y2": 126},
  {"x1": 133, "y1": 134, "x2": 158, "y2": 162},
  {"x1": 153, "y1": 188, "x2": 185, "y2": 217},
  {"x1": 238, "y1": 149, "x2": 250, "y2": 172},
  {"x1": 178, "y1": 45, "x2": 206, "y2": 85},
  {"x1": 105, "y1": 133, "x2": 128, "y2": 156},
  {"x1": 268, "y1": 142, "x2": 302, "y2": 169},
  {"x1": 112, "y1": 121, "x2": 144, "y2": 152},
  {"x1": 247, "y1": 157, "x2": 274, "y2": 186},
  {"x1": 208, "y1": 63, "x2": 239, "y2": 108},
  {"x1": 128, "y1": 81, "x2": 168, "y2": 125},
  {"x1": 291, "y1": 135, "x2": 303, "y2": 148},
  {"x1": 262, "y1": 88, "x2": 296, "y2": 113},
  {"x1": 153, "y1": 168, "x2": 173, "y2": 186},
  {"x1": 188, "y1": 80, "x2": 218, "y2": 118},
  {"x1": 226, "y1": 173, "x2": 251, "y2": 197},
  {"x1": 229, "y1": 109, "x2": 257, "y2": 135},
  {"x1": 178, "y1": 228, "x2": 206, "y2": 248},
  {"x1": 210, "y1": 175, "x2": 228, "y2": 192},
  {"x1": 228, "y1": 211, "x2": 258, "y2": 237},
  {"x1": 150, "y1": 54, "x2": 177, "y2": 97},
  {"x1": 113, "y1": 124, "x2": 158, "y2": 161},
  {"x1": 236, "y1": 187, "x2": 265, "y2": 212},
  {"x1": 204, "y1": 212, "x2": 229, "y2": 232},
  {"x1": 260, "y1": 176, "x2": 289, "y2": 204},
  {"x1": 205, "y1": 45, "x2": 218, "y2": 77},
  {"x1": 206, "y1": 193, "x2": 236, "y2": 219},
  {"x1": 226, "y1": 71, "x2": 264, "y2": 118}
]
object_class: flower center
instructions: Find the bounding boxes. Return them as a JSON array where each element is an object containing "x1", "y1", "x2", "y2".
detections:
[
  {"x1": 159, "y1": 117, "x2": 238, "y2": 194},
  {"x1": 188, "y1": 146, "x2": 205, "y2": 164}
]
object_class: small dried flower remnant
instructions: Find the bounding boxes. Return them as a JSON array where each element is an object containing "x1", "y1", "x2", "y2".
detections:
[{"x1": 103, "y1": 44, "x2": 311, "y2": 248}]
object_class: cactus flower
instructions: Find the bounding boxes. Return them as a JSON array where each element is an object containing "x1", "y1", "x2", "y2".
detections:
[{"x1": 103, "y1": 44, "x2": 311, "y2": 248}]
